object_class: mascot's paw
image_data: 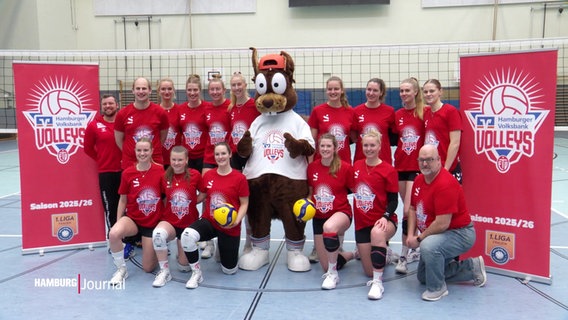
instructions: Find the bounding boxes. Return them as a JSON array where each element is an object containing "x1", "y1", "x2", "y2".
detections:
[
  {"x1": 283, "y1": 133, "x2": 315, "y2": 159},
  {"x1": 287, "y1": 249, "x2": 311, "y2": 272},
  {"x1": 237, "y1": 130, "x2": 253, "y2": 158},
  {"x1": 238, "y1": 247, "x2": 269, "y2": 271}
]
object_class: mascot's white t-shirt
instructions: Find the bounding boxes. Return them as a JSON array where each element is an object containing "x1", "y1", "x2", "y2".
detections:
[{"x1": 242, "y1": 110, "x2": 315, "y2": 180}]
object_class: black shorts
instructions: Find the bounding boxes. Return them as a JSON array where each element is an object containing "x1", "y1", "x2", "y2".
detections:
[
  {"x1": 230, "y1": 155, "x2": 248, "y2": 171},
  {"x1": 137, "y1": 225, "x2": 154, "y2": 238},
  {"x1": 398, "y1": 171, "x2": 420, "y2": 181},
  {"x1": 188, "y1": 158, "x2": 204, "y2": 172},
  {"x1": 202, "y1": 162, "x2": 217, "y2": 169},
  {"x1": 312, "y1": 213, "x2": 352, "y2": 235},
  {"x1": 174, "y1": 226, "x2": 185, "y2": 239}
]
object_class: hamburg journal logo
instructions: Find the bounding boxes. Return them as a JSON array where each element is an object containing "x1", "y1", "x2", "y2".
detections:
[
  {"x1": 23, "y1": 77, "x2": 95, "y2": 164},
  {"x1": 464, "y1": 69, "x2": 549, "y2": 173}
]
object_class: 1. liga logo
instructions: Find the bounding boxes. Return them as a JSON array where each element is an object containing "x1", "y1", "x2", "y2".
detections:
[
  {"x1": 464, "y1": 69, "x2": 549, "y2": 173},
  {"x1": 23, "y1": 77, "x2": 95, "y2": 164}
]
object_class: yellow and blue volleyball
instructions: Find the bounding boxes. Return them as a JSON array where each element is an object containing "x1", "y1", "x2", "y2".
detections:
[
  {"x1": 293, "y1": 198, "x2": 316, "y2": 222},
  {"x1": 213, "y1": 203, "x2": 237, "y2": 227}
]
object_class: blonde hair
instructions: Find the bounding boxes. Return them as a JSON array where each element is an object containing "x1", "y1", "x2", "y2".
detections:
[
  {"x1": 401, "y1": 77, "x2": 424, "y2": 120},
  {"x1": 158, "y1": 78, "x2": 176, "y2": 101},
  {"x1": 228, "y1": 72, "x2": 250, "y2": 111},
  {"x1": 361, "y1": 129, "x2": 382, "y2": 146},
  {"x1": 326, "y1": 76, "x2": 349, "y2": 108},
  {"x1": 319, "y1": 133, "x2": 342, "y2": 177}
]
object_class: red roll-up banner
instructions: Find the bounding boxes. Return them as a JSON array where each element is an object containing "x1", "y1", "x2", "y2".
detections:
[
  {"x1": 14, "y1": 62, "x2": 106, "y2": 254},
  {"x1": 460, "y1": 50, "x2": 556, "y2": 284}
]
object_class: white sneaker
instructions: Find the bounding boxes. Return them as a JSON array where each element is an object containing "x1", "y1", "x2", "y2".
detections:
[
  {"x1": 367, "y1": 279, "x2": 384, "y2": 300},
  {"x1": 321, "y1": 272, "x2": 339, "y2": 290},
  {"x1": 201, "y1": 240, "x2": 215, "y2": 259},
  {"x1": 386, "y1": 247, "x2": 400, "y2": 265},
  {"x1": 308, "y1": 246, "x2": 319, "y2": 263},
  {"x1": 177, "y1": 261, "x2": 191, "y2": 273},
  {"x1": 407, "y1": 248, "x2": 421, "y2": 263},
  {"x1": 152, "y1": 269, "x2": 172, "y2": 287},
  {"x1": 110, "y1": 267, "x2": 128, "y2": 286},
  {"x1": 185, "y1": 269, "x2": 203, "y2": 289},
  {"x1": 395, "y1": 257, "x2": 408, "y2": 274}
]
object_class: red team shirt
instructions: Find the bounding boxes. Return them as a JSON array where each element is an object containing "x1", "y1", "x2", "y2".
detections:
[
  {"x1": 202, "y1": 169, "x2": 249, "y2": 237},
  {"x1": 350, "y1": 159, "x2": 399, "y2": 231},
  {"x1": 353, "y1": 103, "x2": 396, "y2": 164},
  {"x1": 411, "y1": 168, "x2": 471, "y2": 232},
  {"x1": 394, "y1": 108, "x2": 425, "y2": 172},
  {"x1": 114, "y1": 102, "x2": 170, "y2": 169},
  {"x1": 228, "y1": 98, "x2": 261, "y2": 154},
  {"x1": 308, "y1": 103, "x2": 356, "y2": 163},
  {"x1": 84, "y1": 115, "x2": 122, "y2": 173},
  {"x1": 203, "y1": 99, "x2": 231, "y2": 165},
  {"x1": 161, "y1": 168, "x2": 205, "y2": 229},
  {"x1": 178, "y1": 101, "x2": 209, "y2": 160},
  {"x1": 118, "y1": 162, "x2": 165, "y2": 228},
  {"x1": 424, "y1": 103, "x2": 462, "y2": 171},
  {"x1": 161, "y1": 104, "x2": 182, "y2": 166},
  {"x1": 307, "y1": 160, "x2": 353, "y2": 219}
]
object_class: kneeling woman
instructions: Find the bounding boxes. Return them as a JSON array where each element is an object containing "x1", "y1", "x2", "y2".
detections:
[
  {"x1": 307, "y1": 133, "x2": 354, "y2": 290},
  {"x1": 108, "y1": 138, "x2": 165, "y2": 285},
  {"x1": 351, "y1": 130, "x2": 399, "y2": 300},
  {"x1": 181, "y1": 142, "x2": 249, "y2": 289}
]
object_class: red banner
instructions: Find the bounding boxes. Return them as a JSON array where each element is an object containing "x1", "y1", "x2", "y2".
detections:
[
  {"x1": 460, "y1": 50, "x2": 556, "y2": 283},
  {"x1": 14, "y1": 62, "x2": 106, "y2": 254}
]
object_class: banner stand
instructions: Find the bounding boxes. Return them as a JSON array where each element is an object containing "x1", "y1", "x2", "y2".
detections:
[
  {"x1": 486, "y1": 266, "x2": 552, "y2": 285},
  {"x1": 22, "y1": 242, "x2": 108, "y2": 256}
]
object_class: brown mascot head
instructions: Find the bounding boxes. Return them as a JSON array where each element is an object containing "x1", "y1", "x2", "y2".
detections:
[{"x1": 250, "y1": 47, "x2": 297, "y2": 114}]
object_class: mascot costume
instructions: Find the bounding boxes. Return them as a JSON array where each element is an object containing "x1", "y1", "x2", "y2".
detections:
[{"x1": 237, "y1": 48, "x2": 315, "y2": 272}]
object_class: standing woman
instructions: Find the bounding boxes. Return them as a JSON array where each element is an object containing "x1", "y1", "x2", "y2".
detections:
[
  {"x1": 352, "y1": 78, "x2": 396, "y2": 165},
  {"x1": 158, "y1": 78, "x2": 182, "y2": 169},
  {"x1": 201, "y1": 75, "x2": 231, "y2": 258},
  {"x1": 180, "y1": 142, "x2": 249, "y2": 289},
  {"x1": 108, "y1": 138, "x2": 165, "y2": 285},
  {"x1": 151, "y1": 146, "x2": 206, "y2": 287},
  {"x1": 307, "y1": 133, "x2": 354, "y2": 290},
  {"x1": 308, "y1": 76, "x2": 356, "y2": 163},
  {"x1": 422, "y1": 79, "x2": 462, "y2": 183},
  {"x1": 202, "y1": 75, "x2": 231, "y2": 174},
  {"x1": 178, "y1": 74, "x2": 209, "y2": 172},
  {"x1": 227, "y1": 72, "x2": 260, "y2": 171},
  {"x1": 394, "y1": 78, "x2": 425, "y2": 274},
  {"x1": 350, "y1": 130, "x2": 399, "y2": 300}
]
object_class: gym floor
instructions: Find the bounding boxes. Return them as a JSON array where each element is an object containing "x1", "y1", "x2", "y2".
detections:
[{"x1": 0, "y1": 133, "x2": 567, "y2": 320}]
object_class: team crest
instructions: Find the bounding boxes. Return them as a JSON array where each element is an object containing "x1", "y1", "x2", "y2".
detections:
[
  {"x1": 23, "y1": 77, "x2": 95, "y2": 164},
  {"x1": 231, "y1": 121, "x2": 248, "y2": 145},
  {"x1": 262, "y1": 129, "x2": 285, "y2": 163},
  {"x1": 328, "y1": 125, "x2": 347, "y2": 150},
  {"x1": 400, "y1": 127, "x2": 420, "y2": 155},
  {"x1": 464, "y1": 69, "x2": 549, "y2": 173},
  {"x1": 183, "y1": 124, "x2": 202, "y2": 149},
  {"x1": 313, "y1": 185, "x2": 335, "y2": 214},
  {"x1": 353, "y1": 183, "x2": 375, "y2": 213},
  {"x1": 136, "y1": 188, "x2": 160, "y2": 216},
  {"x1": 170, "y1": 190, "x2": 191, "y2": 219}
]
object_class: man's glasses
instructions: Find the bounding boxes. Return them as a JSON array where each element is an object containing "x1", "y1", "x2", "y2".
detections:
[{"x1": 417, "y1": 157, "x2": 439, "y2": 164}]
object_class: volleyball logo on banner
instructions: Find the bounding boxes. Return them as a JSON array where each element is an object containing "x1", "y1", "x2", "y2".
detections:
[
  {"x1": 463, "y1": 69, "x2": 549, "y2": 173},
  {"x1": 22, "y1": 77, "x2": 95, "y2": 164}
]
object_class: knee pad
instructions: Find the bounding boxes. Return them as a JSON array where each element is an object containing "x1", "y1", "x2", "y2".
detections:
[
  {"x1": 323, "y1": 232, "x2": 340, "y2": 252},
  {"x1": 221, "y1": 265, "x2": 238, "y2": 275},
  {"x1": 152, "y1": 228, "x2": 169, "y2": 251},
  {"x1": 180, "y1": 228, "x2": 200, "y2": 252},
  {"x1": 402, "y1": 219, "x2": 408, "y2": 236},
  {"x1": 370, "y1": 246, "x2": 387, "y2": 270}
]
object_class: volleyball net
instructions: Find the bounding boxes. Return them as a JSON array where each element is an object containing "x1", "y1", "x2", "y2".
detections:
[{"x1": 1, "y1": 37, "x2": 567, "y2": 134}]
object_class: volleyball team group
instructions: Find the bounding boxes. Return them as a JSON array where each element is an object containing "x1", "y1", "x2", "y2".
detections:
[{"x1": 84, "y1": 72, "x2": 486, "y2": 302}]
